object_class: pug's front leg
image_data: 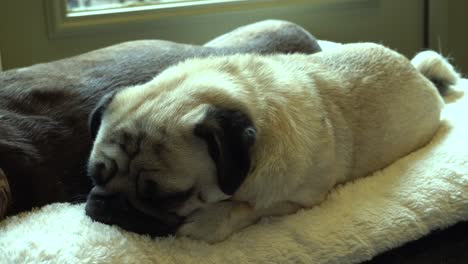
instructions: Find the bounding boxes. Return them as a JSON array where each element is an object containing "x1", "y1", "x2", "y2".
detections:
[
  {"x1": 176, "y1": 200, "x2": 300, "y2": 243},
  {"x1": 176, "y1": 200, "x2": 253, "y2": 243}
]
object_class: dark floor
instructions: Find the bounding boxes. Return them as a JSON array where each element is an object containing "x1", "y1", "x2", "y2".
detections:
[{"x1": 363, "y1": 221, "x2": 468, "y2": 264}]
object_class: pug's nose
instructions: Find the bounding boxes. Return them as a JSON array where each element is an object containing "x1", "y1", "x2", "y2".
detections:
[
  {"x1": 88, "y1": 186, "x2": 130, "y2": 211},
  {"x1": 88, "y1": 160, "x2": 117, "y2": 185}
]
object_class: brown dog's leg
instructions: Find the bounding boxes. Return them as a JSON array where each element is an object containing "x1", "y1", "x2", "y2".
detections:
[{"x1": 0, "y1": 168, "x2": 11, "y2": 219}]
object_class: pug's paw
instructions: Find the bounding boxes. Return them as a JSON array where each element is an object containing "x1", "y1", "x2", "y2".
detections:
[
  {"x1": 176, "y1": 202, "x2": 233, "y2": 243},
  {"x1": 176, "y1": 201, "x2": 250, "y2": 243}
]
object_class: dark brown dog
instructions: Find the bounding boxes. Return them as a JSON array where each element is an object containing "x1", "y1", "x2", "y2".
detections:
[{"x1": 0, "y1": 20, "x2": 321, "y2": 218}]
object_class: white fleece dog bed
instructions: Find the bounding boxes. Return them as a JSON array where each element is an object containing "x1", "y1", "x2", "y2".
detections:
[{"x1": 1, "y1": 67, "x2": 468, "y2": 264}]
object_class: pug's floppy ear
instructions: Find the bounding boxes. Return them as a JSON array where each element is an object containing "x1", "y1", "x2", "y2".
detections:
[
  {"x1": 194, "y1": 106, "x2": 256, "y2": 196},
  {"x1": 89, "y1": 91, "x2": 118, "y2": 140}
]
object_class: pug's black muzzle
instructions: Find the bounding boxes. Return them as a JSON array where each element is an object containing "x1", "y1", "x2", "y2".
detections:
[{"x1": 85, "y1": 187, "x2": 184, "y2": 237}]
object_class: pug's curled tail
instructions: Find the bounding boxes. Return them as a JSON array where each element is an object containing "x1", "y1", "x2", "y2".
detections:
[{"x1": 411, "y1": 50, "x2": 461, "y2": 95}]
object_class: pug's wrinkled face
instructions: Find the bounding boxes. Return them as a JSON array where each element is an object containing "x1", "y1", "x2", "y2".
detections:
[{"x1": 85, "y1": 78, "x2": 256, "y2": 237}]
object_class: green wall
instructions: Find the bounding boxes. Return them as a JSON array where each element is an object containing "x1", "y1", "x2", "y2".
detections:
[{"x1": 448, "y1": 1, "x2": 468, "y2": 75}]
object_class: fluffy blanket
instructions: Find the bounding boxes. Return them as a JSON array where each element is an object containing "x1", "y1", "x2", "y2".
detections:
[{"x1": 0, "y1": 72, "x2": 467, "y2": 264}]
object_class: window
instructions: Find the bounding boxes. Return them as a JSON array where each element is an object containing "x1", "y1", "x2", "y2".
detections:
[
  {"x1": 50, "y1": 0, "x2": 383, "y2": 44},
  {"x1": 46, "y1": 0, "x2": 246, "y2": 38},
  {"x1": 67, "y1": 0, "x2": 193, "y2": 12},
  {"x1": 65, "y1": 0, "x2": 243, "y2": 17}
]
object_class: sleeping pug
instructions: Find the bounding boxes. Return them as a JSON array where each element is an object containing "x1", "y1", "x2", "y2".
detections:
[
  {"x1": 85, "y1": 43, "x2": 459, "y2": 243},
  {"x1": 0, "y1": 19, "x2": 321, "y2": 219}
]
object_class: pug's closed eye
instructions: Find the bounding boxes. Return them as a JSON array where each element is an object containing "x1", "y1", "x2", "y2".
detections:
[
  {"x1": 137, "y1": 176, "x2": 193, "y2": 209},
  {"x1": 110, "y1": 132, "x2": 143, "y2": 159}
]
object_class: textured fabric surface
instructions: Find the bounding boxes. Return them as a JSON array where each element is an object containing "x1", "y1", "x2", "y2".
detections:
[{"x1": 0, "y1": 75, "x2": 467, "y2": 264}]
